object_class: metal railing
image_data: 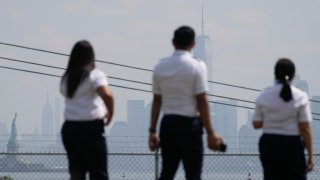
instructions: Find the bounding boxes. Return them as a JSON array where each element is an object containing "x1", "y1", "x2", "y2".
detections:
[{"x1": 0, "y1": 152, "x2": 319, "y2": 180}]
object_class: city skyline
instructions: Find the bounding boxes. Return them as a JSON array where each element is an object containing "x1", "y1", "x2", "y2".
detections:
[
  {"x1": 0, "y1": 93, "x2": 319, "y2": 153},
  {"x1": 1, "y1": 1, "x2": 320, "y2": 136}
]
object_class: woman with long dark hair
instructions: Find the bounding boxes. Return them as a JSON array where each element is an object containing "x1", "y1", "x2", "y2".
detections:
[
  {"x1": 252, "y1": 58, "x2": 314, "y2": 180},
  {"x1": 60, "y1": 40, "x2": 114, "y2": 180}
]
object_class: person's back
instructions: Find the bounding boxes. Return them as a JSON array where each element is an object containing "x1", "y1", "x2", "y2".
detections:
[
  {"x1": 60, "y1": 40, "x2": 114, "y2": 180},
  {"x1": 252, "y1": 58, "x2": 314, "y2": 180},
  {"x1": 154, "y1": 50, "x2": 207, "y2": 117},
  {"x1": 61, "y1": 68, "x2": 107, "y2": 120},
  {"x1": 255, "y1": 84, "x2": 309, "y2": 136},
  {"x1": 149, "y1": 26, "x2": 222, "y2": 180}
]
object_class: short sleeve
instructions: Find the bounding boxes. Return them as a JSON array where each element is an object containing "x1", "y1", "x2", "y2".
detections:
[
  {"x1": 92, "y1": 70, "x2": 108, "y2": 89},
  {"x1": 194, "y1": 61, "x2": 209, "y2": 94},
  {"x1": 252, "y1": 104, "x2": 263, "y2": 122},
  {"x1": 298, "y1": 101, "x2": 312, "y2": 123},
  {"x1": 152, "y1": 72, "x2": 161, "y2": 95}
]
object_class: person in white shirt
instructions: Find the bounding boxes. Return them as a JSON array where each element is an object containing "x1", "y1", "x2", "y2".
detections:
[
  {"x1": 148, "y1": 26, "x2": 223, "y2": 180},
  {"x1": 60, "y1": 40, "x2": 114, "y2": 180},
  {"x1": 252, "y1": 58, "x2": 314, "y2": 180}
]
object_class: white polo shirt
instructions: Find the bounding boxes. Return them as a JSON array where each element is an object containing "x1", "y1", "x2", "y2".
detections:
[
  {"x1": 252, "y1": 83, "x2": 312, "y2": 135},
  {"x1": 60, "y1": 68, "x2": 108, "y2": 121},
  {"x1": 152, "y1": 50, "x2": 209, "y2": 117}
]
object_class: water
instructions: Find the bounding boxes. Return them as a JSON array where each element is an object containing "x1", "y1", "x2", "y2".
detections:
[{"x1": 1, "y1": 171, "x2": 319, "y2": 180}]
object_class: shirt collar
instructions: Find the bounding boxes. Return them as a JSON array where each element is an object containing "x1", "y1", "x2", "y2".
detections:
[{"x1": 173, "y1": 50, "x2": 192, "y2": 56}]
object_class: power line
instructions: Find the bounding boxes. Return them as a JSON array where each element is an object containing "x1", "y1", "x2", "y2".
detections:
[
  {"x1": 0, "y1": 65, "x2": 259, "y2": 110},
  {"x1": 0, "y1": 56, "x2": 258, "y2": 104},
  {"x1": 2, "y1": 42, "x2": 320, "y2": 104},
  {"x1": 0, "y1": 64, "x2": 255, "y2": 105},
  {"x1": 1, "y1": 64, "x2": 320, "y2": 121},
  {"x1": 0, "y1": 42, "x2": 152, "y2": 72},
  {"x1": 2, "y1": 55, "x2": 320, "y2": 104},
  {"x1": 0, "y1": 65, "x2": 60, "y2": 78},
  {"x1": 0, "y1": 56, "x2": 152, "y2": 85},
  {"x1": 0, "y1": 41, "x2": 266, "y2": 92}
]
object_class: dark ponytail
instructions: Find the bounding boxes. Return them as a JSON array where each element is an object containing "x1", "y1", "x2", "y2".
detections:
[
  {"x1": 279, "y1": 81, "x2": 292, "y2": 102},
  {"x1": 275, "y1": 58, "x2": 295, "y2": 102}
]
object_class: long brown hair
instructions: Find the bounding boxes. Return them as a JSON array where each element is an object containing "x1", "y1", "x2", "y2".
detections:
[{"x1": 62, "y1": 40, "x2": 95, "y2": 98}]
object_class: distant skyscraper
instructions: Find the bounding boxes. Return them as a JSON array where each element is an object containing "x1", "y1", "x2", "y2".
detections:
[
  {"x1": 54, "y1": 97, "x2": 61, "y2": 135},
  {"x1": 293, "y1": 74, "x2": 309, "y2": 94},
  {"x1": 311, "y1": 96, "x2": 320, "y2": 152},
  {"x1": 238, "y1": 111, "x2": 262, "y2": 152},
  {"x1": 126, "y1": 100, "x2": 147, "y2": 136},
  {"x1": 212, "y1": 100, "x2": 238, "y2": 151},
  {"x1": 41, "y1": 94, "x2": 54, "y2": 136},
  {"x1": 193, "y1": 35, "x2": 213, "y2": 80},
  {"x1": 109, "y1": 100, "x2": 148, "y2": 152},
  {"x1": 193, "y1": 0, "x2": 214, "y2": 82}
]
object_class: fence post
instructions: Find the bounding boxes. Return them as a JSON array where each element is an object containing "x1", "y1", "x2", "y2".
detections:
[{"x1": 155, "y1": 148, "x2": 159, "y2": 180}]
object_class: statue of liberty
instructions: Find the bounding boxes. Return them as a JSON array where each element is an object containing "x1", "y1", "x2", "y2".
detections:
[{"x1": 7, "y1": 113, "x2": 19, "y2": 153}]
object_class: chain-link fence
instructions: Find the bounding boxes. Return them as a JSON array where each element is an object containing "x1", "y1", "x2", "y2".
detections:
[{"x1": 0, "y1": 152, "x2": 319, "y2": 180}]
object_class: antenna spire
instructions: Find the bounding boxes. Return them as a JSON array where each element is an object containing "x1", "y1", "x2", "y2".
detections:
[{"x1": 202, "y1": 0, "x2": 204, "y2": 36}]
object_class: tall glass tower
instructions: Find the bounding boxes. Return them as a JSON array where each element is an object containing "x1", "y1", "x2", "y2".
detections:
[
  {"x1": 193, "y1": 0, "x2": 214, "y2": 82},
  {"x1": 41, "y1": 93, "x2": 54, "y2": 136},
  {"x1": 193, "y1": 35, "x2": 213, "y2": 81}
]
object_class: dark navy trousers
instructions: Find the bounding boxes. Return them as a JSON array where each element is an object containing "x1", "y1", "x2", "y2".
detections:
[
  {"x1": 159, "y1": 115, "x2": 203, "y2": 180},
  {"x1": 62, "y1": 119, "x2": 108, "y2": 180},
  {"x1": 259, "y1": 134, "x2": 306, "y2": 180}
]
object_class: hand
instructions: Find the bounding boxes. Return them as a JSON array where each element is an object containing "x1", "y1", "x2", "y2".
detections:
[
  {"x1": 104, "y1": 113, "x2": 112, "y2": 126},
  {"x1": 207, "y1": 133, "x2": 222, "y2": 151},
  {"x1": 149, "y1": 133, "x2": 159, "y2": 152},
  {"x1": 307, "y1": 156, "x2": 315, "y2": 172}
]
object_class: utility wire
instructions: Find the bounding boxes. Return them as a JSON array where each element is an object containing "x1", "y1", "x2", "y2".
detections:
[
  {"x1": 2, "y1": 42, "x2": 320, "y2": 104},
  {"x1": 1, "y1": 64, "x2": 320, "y2": 121},
  {"x1": 0, "y1": 42, "x2": 152, "y2": 72},
  {"x1": 0, "y1": 42, "x2": 267, "y2": 92},
  {"x1": 2, "y1": 55, "x2": 320, "y2": 104},
  {"x1": 0, "y1": 56, "x2": 257, "y2": 104},
  {"x1": 0, "y1": 56, "x2": 152, "y2": 85}
]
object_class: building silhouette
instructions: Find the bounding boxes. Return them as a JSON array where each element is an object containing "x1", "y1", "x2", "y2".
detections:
[
  {"x1": 193, "y1": 0, "x2": 213, "y2": 82},
  {"x1": 238, "y1": 111, "x2": 262, "y2": 152},
  {"x1": 41, "y1": 94, "x2": 54, "y2": 136},
  {"x1": 193, "y1": 35, "x2": 213, "y2": 80},
  {"x1": 291, "y1": 75, "x2": 320, "y2": 152},
  {"x1": 311, "y1": 96, "x2": 320, "y2": 153},
  {"x1": 193, "y1": 1, "x2": 241, "y2": 152},
  {"x1": 54, "y1": 97, "x2": 61, "y2": 135},
  {"x1": 212, "y1": 100, "x2": 238, "y2": 152},
  {"x1": 7, "y1": 113, "x2": 19, "y2": 153},
  {"x1": 0, "y1": 114, "x2": 54, "y2": 171},
  {"x1": 109, "y1": 100, "x2": 149, "y2": 152},
  {"x1": 293, "y1": 74, "x2": 309, "y2": 94}
]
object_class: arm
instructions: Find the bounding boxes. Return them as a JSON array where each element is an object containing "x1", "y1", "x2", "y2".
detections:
[
  {"x1": 196, "y1": 92, "x2": 221, "y2": 151},
  {"x1": 298, "y1": 122, "x2": 314, "y2": 172},
  {"x1": 149, "y1": 94, "x2": 161, "y2": 151},
  {"x1": 252, "y1": 103, "x2": 263, "y2": 129},
  {"x1": 97, "y1": 86, "x2": 114, "y2": 126}
]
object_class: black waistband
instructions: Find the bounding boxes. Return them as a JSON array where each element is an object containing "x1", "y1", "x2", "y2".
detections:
[
  {"x1": 164, "y1": 114, "x2": 199, "y2": 119},
  {"x1": 65, "y1": 119, "x2": 104, "y2": 123},
  {"x1": 262, "y1": 133, "x2": 300, "y2": 139}
]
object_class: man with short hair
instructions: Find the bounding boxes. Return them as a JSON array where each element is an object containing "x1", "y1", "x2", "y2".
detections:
[{"x1": 149, "y1": 26, "x2": 223, "y2": 180}]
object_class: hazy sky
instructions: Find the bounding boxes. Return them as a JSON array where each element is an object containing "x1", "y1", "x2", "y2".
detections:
[{"x1": 1, "y1": 0, "x2": 320, "y2": 134}]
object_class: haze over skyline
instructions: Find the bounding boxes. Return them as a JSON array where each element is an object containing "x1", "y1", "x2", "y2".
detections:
[{"x1": 1, "y1": 0, "x2": 320, "y2": 134}]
